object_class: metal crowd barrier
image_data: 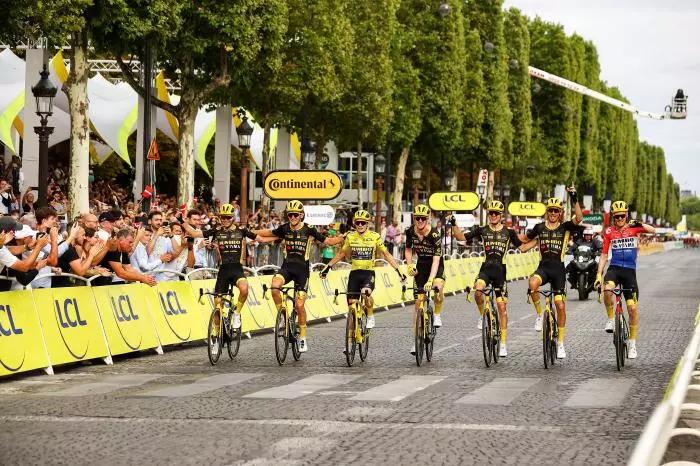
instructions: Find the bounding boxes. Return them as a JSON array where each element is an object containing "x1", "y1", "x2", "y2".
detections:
[{"x1": 628, "y1": 307, "x2": 700, "y2": 466}]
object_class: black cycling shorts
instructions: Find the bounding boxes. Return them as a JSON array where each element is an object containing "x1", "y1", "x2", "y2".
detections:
[
  {"x1": 533, "y1": 260, "x2": 567, "y2": 295},
  {"x1": 276, "y1": 260, "x2": 310, "y2": 291},
  {"x1": 604, "y1": 265, "x2": 639, "y2": 301},
  {"x1": 347, "y1": 270, "x2": 375, "y2": 299},
  {"x1": 215, "y1": 263, "x2": 246, "y2": 294},
  {"x1": 414, "y1": 259, "x2": 445, "y2": 298},
  {"x1": 476, "y1": 261, "x2": 507, "y2": 298}
]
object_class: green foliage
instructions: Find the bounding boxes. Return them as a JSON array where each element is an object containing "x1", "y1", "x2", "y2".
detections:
[{"x1": 681, "y1": 197, "x2": 700, "y2": 215}]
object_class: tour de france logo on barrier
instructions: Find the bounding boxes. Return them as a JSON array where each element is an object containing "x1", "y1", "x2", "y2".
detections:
[
  {"x1": 157, "y1": 289, "x2": 192, "y2": 341},
  {"x1": 108, "y1": 293, "x2": 142, "y2": 351}
]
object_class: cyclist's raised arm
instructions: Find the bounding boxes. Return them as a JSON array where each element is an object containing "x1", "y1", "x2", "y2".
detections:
[
  {"x1": 253, "y1": 228, "x2": 276, "y2": 238},
  {"x1": 255, "y1": 235, "x2": 278, "y2": 243}
]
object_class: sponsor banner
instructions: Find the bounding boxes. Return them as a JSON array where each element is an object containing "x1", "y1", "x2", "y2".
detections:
[
  {"x1": 32, "y1": 287, "x2": 110, "y2": 367},
  {"x1": 508, "y1": 201, "x2": 546, "y2": 217},
  {"x1": 0, "y1": 290, "x2": 51, "y2": 377},
  {"x1": 428, "y1": 192, "x2": 480, "y2": 212},
  {"x1": 244, "y1": 275, "x2": 280, "y2": 331},
  {"x1": 582, "y1": 213, "x2": 604, "y2": 225},
  {"x1": 305, "y1": 273, "x2": 331, "y2": 320},
  {"x1": 263, "y1": 170, "x2": 343, "y2": 200},
  {"x1": 375, "y1": 266, "x2": 404, "y2": 305},
  {"x1": 149, "y1": 281, "x2": 207, "y2": 346},
  {"x1": 189, "y1": 279, "x2": 218, "y2": 329},
  {"x1": 91, "y1": 284, "x2": 161, "y2": 356},
  {"x1": 370, "y1": 268, "x2": 393, "y2": 310},
  {"x1": 454, "y1": 214, "x2": 476, "y2": 228},
  {"x1": 303, "y1": 205, "x2": 336, "y2": 226},
  {"x1": 317, "y1": 270, "x2": 349, "y2": 316}
]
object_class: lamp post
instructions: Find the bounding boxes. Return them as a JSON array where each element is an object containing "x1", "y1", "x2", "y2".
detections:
[
  {"x1": 444, "y1": 167, "x2": 454, "y2": 190},
  {"x1": 31, "y1": 65, "x2": 57, "y2": 208},
  {"x1": 236, "y1": 113, "x2": 254, "y2": 224},
  {"x1": 410, "y1": 159, "x2": 423, "y2": 209},
  {"x1": 374, "y1": 154, "x2": 386, "y2": 230},
  {"x1": 438, "y1": 1, "x2": 451, "y2": 17},
  {"x1": 301, "y1": 137, "x2": 316, "y2": 170},
  {"x1": 477, "y1": 184, "x2": 486, "y2": 225}
]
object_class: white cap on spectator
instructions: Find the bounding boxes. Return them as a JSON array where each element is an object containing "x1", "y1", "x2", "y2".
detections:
[{"x1": 15, "y1": 224, "x2": 38, "y2": 239}]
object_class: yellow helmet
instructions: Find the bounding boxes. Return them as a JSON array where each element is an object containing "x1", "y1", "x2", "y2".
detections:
[
  {"x1": 611, "y1": 200, "x2": 628, "y2": 214},
  {"x1": 219, "y1": 203, "x2": 235, "y2": 216},
  {"x1": 286, "y1": 200, "x2": 304, "y2": 213},
  {"x1": 486, "y1": 200, "x2": 505, "y2": 213},
  {"x1": 545, "y1": 197, "x2": 564, "y2": 210},
  {"x1": 413, "y1": 204, "x2": 430, "y2": 217},
  {"x1": 353, "y1": 210, "x2": 372, "y2": 222}
]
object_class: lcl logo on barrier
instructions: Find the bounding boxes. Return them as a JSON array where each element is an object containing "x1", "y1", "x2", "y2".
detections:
[
  {"x1": 158, "y1": 291, "x2": 191, "y2": 341},
  {"x1": 109, "y1": 295, "x2": 142, "y2": 351},
  {"x1": 0, "y1": 304, "x2": 22, "y2": 336},
  {"x1": 54, "y1": 298, "x2": 89, "y2": 359}
]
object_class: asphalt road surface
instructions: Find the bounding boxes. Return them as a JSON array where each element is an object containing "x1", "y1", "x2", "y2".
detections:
[{"x1": 1, "y1": 250, "x2": 698, "y2": 466}]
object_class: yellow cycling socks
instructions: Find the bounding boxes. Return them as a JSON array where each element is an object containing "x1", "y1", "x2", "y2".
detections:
[
  {"x1": 367, "y1": 306, "x2": 374, "y2": 317},
  {"x1": 299, "y1": 325, "x2": 307, "y2": 339},
  {"x1": 532, "y1": 299, "x2": 543, "y2": 316},
  {"x1": 435, "y1": 300, "x2": 443, "y2": 315},
  {"x1": 557, "y1": 327, "x2": 565, "y2": 343},
  {"x1": 605, "y1": 302, "x2": 614, "y2": 319},
  {"x1": 276, "y1": 301, "x2": 284, "y2": 312},
  {"x1": 500, "y1": 328, "x2": 507, "y2": 344},
  {"x1": 236, "y1": 298, "x2": 245, "y2": 312},
  {"x1": 476, "y1": 301, "x2": 485, "y2": 316},
  {"x1": 630, "y1": 324, "x2": 638, "y2": 340}
]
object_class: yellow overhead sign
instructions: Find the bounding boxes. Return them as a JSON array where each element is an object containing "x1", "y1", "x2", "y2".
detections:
[
  {"x1": 428, "y1": 192, "x2": 480, "y2": 212},
  {"x1": 508, "y1": 201, "x2": 546, "y2": 217},
  {"x1": 264, "y1": 170, "x2": 343, "y2": 200}
]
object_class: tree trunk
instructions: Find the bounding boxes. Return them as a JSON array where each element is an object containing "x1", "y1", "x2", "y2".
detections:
[
  {"x1": 261, "y1": 121, "x2": 271, "y2": 214},
  {"x1": 176, "y1": 94, "x2": 198, "y2": 208},
  {"x1": 392, "y1": 147, "x2": 410, "y2": 223},
  {"x1": 356, "y1": 141, "x2": 363, "y2": 206},
  {"x1": 66, "y1": 29, "x2": 90, "y2": 218},
  {"x1": 488, "y1": 170, "x2": 495, "y2": 200}
]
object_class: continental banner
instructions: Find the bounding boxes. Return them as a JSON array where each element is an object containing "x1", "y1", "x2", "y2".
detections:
[
  {"x1": 149, "y1": 281, "x2": 207, "y2": 346},
  {"x1": 0, "y1": 290, "x2": 51, "y2": 376},
  {"x1": 32, "y1": 287, "x2": 110, "y2": 367},
  {"x1": 91, "y1": 284, "x2": 161, "y2": 356}
]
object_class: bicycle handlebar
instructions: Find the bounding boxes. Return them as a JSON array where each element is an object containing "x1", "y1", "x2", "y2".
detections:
[
  {"x1": 596, "y1": 286, "x2": 636, "y2": 303},
  {"x1": 465, "y1": 286, "x2": 496, "y2": 303},
  {"x1": 198, "y1": 288, "x2": 233, "y2": 305},
  {"x1": 401, "y1": 285, "x2": 440, "y2": 301},
  {"x1": 333, "y1": 288, "x2": 371, "y2": 305},
  {"x1": 261, "y1": 284, "x2": 296, "y2": 301}
]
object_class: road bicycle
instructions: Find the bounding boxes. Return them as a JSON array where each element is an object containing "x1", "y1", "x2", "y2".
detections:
[
  {"x1": 527, "y1": 287, "x2": 558, "y2": 369},
  {"x1": 262, "y1": 284, "x2": 301, "y2": 365},
  {"x1": 198, "y1": 288, "x2": 241, "y2": 365},
  {"x1": 466, "y1": 286, "x2": 500, "y2": 367},
  {"x1": 598, "y1": 285, "x2": 633, "y2": 371},
  {"x1": 334, "y1": 289, "x2": 371, "y2": 367},
  {"x1": 402, "y1": 285, "x2": 439, "y2": 367}
]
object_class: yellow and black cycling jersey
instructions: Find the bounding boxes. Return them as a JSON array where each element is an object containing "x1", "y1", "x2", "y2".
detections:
[
  {"x1": 271, "y1": 222, "x2": 327, "y2": 264},
  {"x1": 342, "y1": 230, "x2": 387, "y2": 270}
]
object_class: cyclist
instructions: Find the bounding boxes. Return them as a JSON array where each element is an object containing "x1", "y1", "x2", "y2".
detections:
[
  {"x1": 594, "y1": 201, "x2": 655, "y2": 359},
  {"x1": 320, "y1": 210, "x2": 405, "y2": 333},
  {"x1": 520, "y1": 187, "x2": 583, "y2": 359},
  {"x1": 255, "y1": 200, "x2": 344, "y2": 353},
  {"x1": 451, "y1": 200, "x2": 525, "y2": 357},
  {"x1": 182, "y1": 203, "x2": 258, "y2": 336}
]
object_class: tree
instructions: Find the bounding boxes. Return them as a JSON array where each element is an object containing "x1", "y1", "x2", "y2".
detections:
[{"x1": 93, "y1": 0, "x2": 287, "y2": 207}]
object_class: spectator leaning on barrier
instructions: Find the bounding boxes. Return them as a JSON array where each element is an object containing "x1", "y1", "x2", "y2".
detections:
[
  {"x1": 96, "y1": 211, "x2": 116, "y2": 241},
  {"x1": 0, "y1": 216, "x2": 49, "y2": 291},
  {"x1": 130, "y1": 227, "x2": 166, "y2": 274},
  {"x1": 29, "y1": 207, "x2": 62, "y2": 289},
  {"x1": 52, "y1": 225, "x2": 106, "y2": 288},
  {"x1": 146, "y1": 210, "x2": 175, "y2": 281},
  {"x1": 162, "y1": 222, "x2": 189, "y2": 277},
  {"x1": 98, "y1": 229, "x2": 156, "y2": 286},
  {"x1": 186, "y1": 209, "x2": 209, "y2": 270}
]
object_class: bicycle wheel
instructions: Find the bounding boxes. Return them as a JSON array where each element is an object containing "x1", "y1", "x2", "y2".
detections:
[
  {"x1": 482, "y1": 310, "x2": 492, "y2": 368},
  {"x1": 542, "y1": 311, "x2": 550, "y2": 369},
  {"x1": 614, "y1": 311, "x2": 623, "y2": 371},
  {"x1": 415, "y1": 308, "x2": 425, "y2": 366},
  {"x1": 207, "y1": 311, "x2": 222, "y2": 366},
  {"x1": 425, "y1": 307, "x2": 434, "y2": 362},
  {"x1": 359, "y1": 312, "x2": 369, "y2": 362},
  {"x1": 622, "y1": 314, "x2": 630, "y2": 363},
  {"x1": 345, "y1": 308, "x2": 357, "y2": 367},
  {"x1": 291, "y1": 311, "x2": 301, "y2": 361},
  {"x1": 274, "y1": 308, "x2": 288, "y2": 365},
  {"x1": 550, "y1": 311, "x2": 557, "y2": 366},
  {"x1": 227, "y1": 319, "x2": 241, "y2": 360},
  {"x1": 492, "y1": 308, "x2": 501, "y2": 364}
]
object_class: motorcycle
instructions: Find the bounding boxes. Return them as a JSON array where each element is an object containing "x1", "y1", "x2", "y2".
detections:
[{"x1": 567, "y1": 245, "x2": 598, "y2": 300}]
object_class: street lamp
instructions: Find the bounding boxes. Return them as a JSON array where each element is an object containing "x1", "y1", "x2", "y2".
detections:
[
  {"x1": 484, "y1": 41, "x2": 495, "y2": 56},
  {"x1": 236, "y1": 113, "x2": 254, "y2": 223},
  {"x1": 444, "y1": 167, "x2": 454, "y2": 190},
  {"x1": 31, "y1": 64, "x2": 57, "y2": 208},
  {"x1": 301, "y1": 138, "x2": 316, "y2": 169},
  {"x1": 410, "y1": 159, "x2": 423, "y2": 208},
  {"x1": 438, "y1": 1, "x2": 451, "y2": 17},
  {"x1": 374, "y1": 154, "x2": 386, "y2": 230},
  {"x1": 477, "y1": 184, "x2": 486, "y2": 225},
  {"x1": 509, "y1": 58, "x2": 519, "y2": 70}
]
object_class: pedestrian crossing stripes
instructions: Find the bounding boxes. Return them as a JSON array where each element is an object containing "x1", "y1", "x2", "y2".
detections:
[{"x1": 16, "y1": 372, "x2": 636, "y2": 408}]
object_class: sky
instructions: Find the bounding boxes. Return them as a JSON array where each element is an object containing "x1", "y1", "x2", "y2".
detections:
[{"x1": 503, "y1": 0, "x2": 700, "y2": 195}]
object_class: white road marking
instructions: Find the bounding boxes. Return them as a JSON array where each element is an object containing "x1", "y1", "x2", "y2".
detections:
[
  {"x1": 141, "y1": 373, "x2": 262, "y2": 398},
  {"x1": 339, "y1": 407, "x2": 395, "y2": 417},
  {"x1": 44, "y1": 374, "x2": 163, "y2": 397},
  {"x1": 351, "y1": 375, "x2": 445, "y2": 402},
  {"x1": 456, "y1": 378, "x2": 540, "y2": 405},
  {"x1": 0, "y1": 414, "x2": 562, "y2": 433},
  {"x1": 564, "y1": 378, "x2": 635, "y2": 408},
  {"x1": 434, "y1": 343, "x2": 460, "y2": 354},
  {"x1": 466, "y1": 334, "x2": 481, "y2": 341},
  {"x1": 243, "y1": 374, "x2": 361, "y2": 400}
]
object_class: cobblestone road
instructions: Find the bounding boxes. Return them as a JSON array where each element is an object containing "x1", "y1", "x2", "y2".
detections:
[{"x1": 1, "y1": 250, "x2": 698, "y2": 465}]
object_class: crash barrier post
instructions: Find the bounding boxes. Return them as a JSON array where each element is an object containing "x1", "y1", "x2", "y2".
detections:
[
  {"x1": 1, "y1": 252, "x2": 542, "y2": 378},
  {"x1": 628, "y1": 306, "x2": 700, "y2": 466}
]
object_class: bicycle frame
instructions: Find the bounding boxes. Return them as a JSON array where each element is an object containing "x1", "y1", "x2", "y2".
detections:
[
  {"x1": 599, "y1": 285, "x2": 634, "y2": 371},
  {"x1": 403, "y1": 285, "x2": 439, "y2": 366},
  {"x1": 263, "y1": 284, "x2": 302, "y2": 364},
  {"x1": 527, "y1": 287, "x2": 558, "y2": 369},
  {"x1": 467, "y1": 286, "x2": 500, "y2": 367},
  {"x1": 334, "y1": 289, "x2": 372, "y2": 366}
]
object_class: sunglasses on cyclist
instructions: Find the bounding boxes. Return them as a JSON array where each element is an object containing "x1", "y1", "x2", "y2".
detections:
[
  {"x1": 613, "y1": 214, "x2": 627, "y2": 220},
  {"x1": 546, "y1": 208, "x2": 561, "y2": 214},
  {"x1": 220, "y1": 215, "x2": 233, "y2": 220},
  {"x1": 415, "y1": 216, "x2": 427, "y2": 222},
  {"x1": 354, "y1": 221, "x2": 368, "y2": 227},
  {"x1": 287, "y1": 213, "x2": 300, "y2": 219},
  {"x1": 488, "y1": 211, "x2": 501, "y2": 216}
]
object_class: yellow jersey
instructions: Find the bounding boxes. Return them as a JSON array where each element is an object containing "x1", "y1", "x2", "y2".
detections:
[{"x1": 342, "y1": 230, "x2": 387, "y2": 270}]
